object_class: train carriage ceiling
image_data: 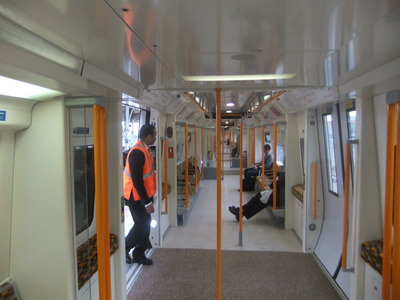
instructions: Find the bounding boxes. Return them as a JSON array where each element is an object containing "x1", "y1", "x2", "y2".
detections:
[{"x1": 0, "y1": 0, "x2": 399, "y2": 126}]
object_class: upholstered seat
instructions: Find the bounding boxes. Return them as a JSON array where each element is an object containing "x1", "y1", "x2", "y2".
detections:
[
  {"x1": 0, "y1": 280, "x2": 20, "y2": 300},
  {"x1": 76, "y1": 234, "x2": 119, "y2": 289},
  {"x1": 360, "y1": 239, "x2": 383, "y2": 275},
  {"x1": 291, "y1": 184, "x2": 305, "y2": 203}
]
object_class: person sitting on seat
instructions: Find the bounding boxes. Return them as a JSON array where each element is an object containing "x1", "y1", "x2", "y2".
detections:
[
  {"x1": 231, "y1": 142, "x2": 238, "y2": 158},
  {"x1": 241, "y1": 144, "x2": 273, "y2": 191},
  {"x1": 229, "y1": 173, "x2": 284, "y2": 221}
]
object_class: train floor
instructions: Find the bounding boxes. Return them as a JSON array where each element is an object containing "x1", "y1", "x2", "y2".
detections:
[
  {"x1": 162, "y1": 148, "x2": 301, "y2": 251},
  {"x1": 162, "y1": 172, "x2": 302, "y2": 251},
  {"x1": 125, "y1": 155, "x2": 343, "y2": 299}
]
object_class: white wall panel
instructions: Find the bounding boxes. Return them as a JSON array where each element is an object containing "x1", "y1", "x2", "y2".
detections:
[{"x1": 11, "y1": 98, "x2": 75, "y2": 300}]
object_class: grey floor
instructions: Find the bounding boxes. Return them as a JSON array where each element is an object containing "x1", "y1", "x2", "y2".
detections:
[{"x1": 162, "y1": 155, "x2": 302, "y2": 252}]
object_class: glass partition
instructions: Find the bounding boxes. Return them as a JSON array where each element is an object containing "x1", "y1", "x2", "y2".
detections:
[{"x1": 322, "y1": 113, "x2": 338, "y2": 195}]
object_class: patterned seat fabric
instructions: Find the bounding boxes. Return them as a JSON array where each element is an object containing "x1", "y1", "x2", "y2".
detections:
[
  {"x1": 360, "y1": 239, "x2": 383, "y2": 275},
  {"x1": 0, "y1": 281, "x2": 19, "y2": 300},
  {"x1": 76, "y1": 234, "x2": 119, "y2": 289},
  {"x1": 291, "y1": 184, "x2": 304, "y2": 203}
]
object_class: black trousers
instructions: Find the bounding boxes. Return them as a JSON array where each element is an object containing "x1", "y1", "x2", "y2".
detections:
[
  {"x1": 242, "y1": 167, "x2": 259, "y2": 191},
  {"x1": 242, "y1": 192, "x2": 273, "y2": 219},
  {"x1": 125, "y1": 200, "x2": 152, "y2": 258}
]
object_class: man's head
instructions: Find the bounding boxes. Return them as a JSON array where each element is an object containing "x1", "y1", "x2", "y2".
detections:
[
  {"x1": 264, "y1": 144, "x2": 271, "y2": 152},
  {"x1": 139, "y1": 124, "x2": 157, "y2": 146}
]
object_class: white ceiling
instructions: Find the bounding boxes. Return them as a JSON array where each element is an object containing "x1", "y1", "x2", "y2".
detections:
[{"x1": 0, "y1": 0, "x2": 399, "y2": 124}]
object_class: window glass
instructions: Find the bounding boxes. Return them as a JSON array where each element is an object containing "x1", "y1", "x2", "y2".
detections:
[
  {"x1": 276, "y1": 144, "x2": 285, "y2": 165},
  {"x1": 122, "y1": 104, "x2": 144, "y2": 151},
  {"x1": 73, "y1": 145, "x2": 95, "y2": 235},
  {"x1": 347, "y1": 109, "x2": 357, "y2": 179},
  {"x1": 323, "y1": 114, "x2": 338, "y2": 195}
]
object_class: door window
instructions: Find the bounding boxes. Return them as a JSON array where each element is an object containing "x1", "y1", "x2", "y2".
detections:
[{"x1": 322, "y1": 113, "x2": 338, "y2": 195}]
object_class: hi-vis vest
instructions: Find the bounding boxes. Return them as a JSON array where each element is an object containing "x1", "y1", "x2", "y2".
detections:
[{"x1": 123, "y1": 141, "x2": 156, "y2": 201}]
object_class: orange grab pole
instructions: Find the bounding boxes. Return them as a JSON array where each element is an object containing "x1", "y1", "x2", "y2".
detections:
[
  {"x1": 272, "y1": 124, "x2": 277, "y2": 210},
  {"x1": 185, "y1": 124, "x2": 189, "y2": 209},
  {"x1": 163, "y1": 139, "x2": 168, "y2": 213},
  {"x1": 93, "y1": 105, "x2": 111, "y2": 300},
  {"x1": 261, "y1": 126, "x2": 265, "y2": 188},
  {"x1": 195, "y1": 127, "x2": 198, "y2": 189},
  {"x1": 215, "y1": 88, "x2": 222, "y2": 300},
  {"x1": 342, "y1": 142, "x2": 351, "y2": 268},
  {"x1": 221, "y1": 132, "x2": 224, "y2": 174},
  {"x1": 252, "y1": 127, "x2": 256, "y2": 167},
  {"x1": 239, "y1": 123, "x2": 243, "y2": 237},
  {"x1": 247, "y1": 128, "x2": 251, "y2": 167},
  {"x1": 201, "y1": 128, "x2": 204, "y2": 173},
  {"x1": 393, "y1": 103, "x2": 400, "y2": 299},
  {"x1": 382, "y1": 104, "x2": 395, "y2": 300},
  {"x1": 313, "y1": 162, "x2": 318, "y2": 219}
]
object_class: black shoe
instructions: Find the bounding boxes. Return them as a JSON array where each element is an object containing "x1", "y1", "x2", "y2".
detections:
[
  {"x1": 229, "y1": 206, "x2": 239, "y2": 214},
  {"x1": 132, "y1": 255, "x2": 153, "y2": 265},
  {"x1": 126, "y1": 253, "x2": 133, "y2": 264},
  {"x1": 228, "y1": 206, "x2": 241, "y2": 222}
]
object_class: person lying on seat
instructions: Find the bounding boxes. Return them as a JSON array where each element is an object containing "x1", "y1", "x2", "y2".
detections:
[{"x1": 229, "y1": 175, "x2": 284, "y2": 221}]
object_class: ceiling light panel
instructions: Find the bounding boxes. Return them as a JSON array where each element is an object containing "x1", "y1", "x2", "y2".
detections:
[
  {"x1": 0, "y1": 75, "x2": 64, "y2": 100},
  {"x1": 183, "y1": 74, "x2": 296, "y2": 82}
]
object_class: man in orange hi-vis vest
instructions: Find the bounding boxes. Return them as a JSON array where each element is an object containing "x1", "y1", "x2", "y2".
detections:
[{"x1": 124, "y1": 124, "x2": 157, "y2": 265}]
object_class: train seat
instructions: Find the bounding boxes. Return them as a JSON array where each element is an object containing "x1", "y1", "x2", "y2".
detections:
[
  {"x1": 291, "y1": 184, "x2": 305, "y2": 203},
  {"x1": 360, "y1": 239, "x2": 383, "y2": 275},
  {"x1": 0, "y1": 279, "x2": 20, "y2": 300},
  {"x1": 76, "y1": 233, "x2": 119, "y2": 290},
  {"x1": 162, "y1": 182, "x2": 171, "y2": 200}
]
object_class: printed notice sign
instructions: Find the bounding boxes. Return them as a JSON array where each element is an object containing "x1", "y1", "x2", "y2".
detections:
[{"x1": 0, "y1": 111, "x2": 6, "y2": 121}]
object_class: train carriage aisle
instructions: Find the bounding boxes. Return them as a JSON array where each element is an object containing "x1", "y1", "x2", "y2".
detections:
[{"x1": 127, "y1": 147, "x2": 342, "y2": 299}]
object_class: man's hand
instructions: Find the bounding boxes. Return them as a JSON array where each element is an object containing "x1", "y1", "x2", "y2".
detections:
[{"x1": 146, "y1": 203, "x2": 155, "y2": 214}]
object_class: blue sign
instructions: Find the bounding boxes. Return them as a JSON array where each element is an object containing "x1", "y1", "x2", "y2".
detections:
[
  {"x1": 73, "y1": 127, "x2": 90, "y2": 135},
  {"x1": 0, "y1": 110, "x2": 6, "y2": 121}
]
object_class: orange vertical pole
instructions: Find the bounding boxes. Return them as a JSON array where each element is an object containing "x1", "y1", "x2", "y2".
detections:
[
  {"x1": 215, "y1": 88, "x2": 222, "y2": 300},
  {"x1": 163, "y1": 139, "x2": 168, "y2": 213},
  {"x1": 185, "y1": 124, "x2": 189, "y2": 209},
  {"x1": 253, "y1": 128, "x2": 256, "y2": 165},
  {"x1": 239, "y1": 123, "x2": 243, "y2": 245},
  {"x1": 393, "y1": 103, "x2": 400, "y2": 299},
  {"x1": 195, "y1": 127, "x2": 198, "y2": 189},
  {"x1": 272, "y1": 124, "x2": 277, "y2": 210},
  {"x1": 221, "y1": 131, "x2": 224, "y2": 174},
  {"x1": 383, "y1": 104, "x2": 395, "y2": 300},
  {"x1": 342, "y1": 143, "x2": 351, "y2": 268},
  {"x1": 229, "y1": 130, "x2": 233, "y2": 165},
  {"x1": 313, "y1": 162, "x2": 318, "y2": 218},
  {"x1": 261, "y1": 126, "x2": 265, "y2": 189},
  {"x1": 93, "y1": 105, "x2": 111, "y2": 300},
  {"x1": 201, "y1": 128, "x2": 204, "y2": 173},
  {"x1": 247, "y1": 127, "x2": 251, "y2": 167}
]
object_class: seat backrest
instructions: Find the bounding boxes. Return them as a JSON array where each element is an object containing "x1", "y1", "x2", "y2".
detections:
[{"x1": 0, "y1": 279, "x2": 20, "y2": 300}]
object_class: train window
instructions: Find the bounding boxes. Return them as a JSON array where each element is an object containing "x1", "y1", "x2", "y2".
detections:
[
  {"x1": 276, "y1": 144, "x2": 285, "y2": 165},
  {"x1": 265, "y1": 132, "x2": 271, "y2": 142},
  {"x1": 73, "y1": 145, "x2": 95, "y2": 235},
  {"x1": 322, "y1": 114, "x2": 338, "y2": 195},
  {"x1": 347, "y1": 109, "x2": 357, "y2": 178},
  {"x1": 300, "y1": 138, "x2": 305, "y2": 179},
  {"x1": 122, "y1": 104, "x2": 149, "y2": 151}
]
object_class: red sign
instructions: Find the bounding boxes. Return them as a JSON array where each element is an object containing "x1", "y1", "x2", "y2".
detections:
[{"x1": 168, "y1": 147, "x2": 174, "y2": 158}]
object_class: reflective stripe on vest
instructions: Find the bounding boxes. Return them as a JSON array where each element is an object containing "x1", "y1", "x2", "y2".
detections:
[{"x1": 123, "y1": 141, "x2": 156, "y2": 201}]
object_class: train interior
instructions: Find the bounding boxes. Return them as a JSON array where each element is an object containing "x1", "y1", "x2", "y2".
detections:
[{"x1": 1, "y1": 0, "x2": 400, "y2": 299}]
